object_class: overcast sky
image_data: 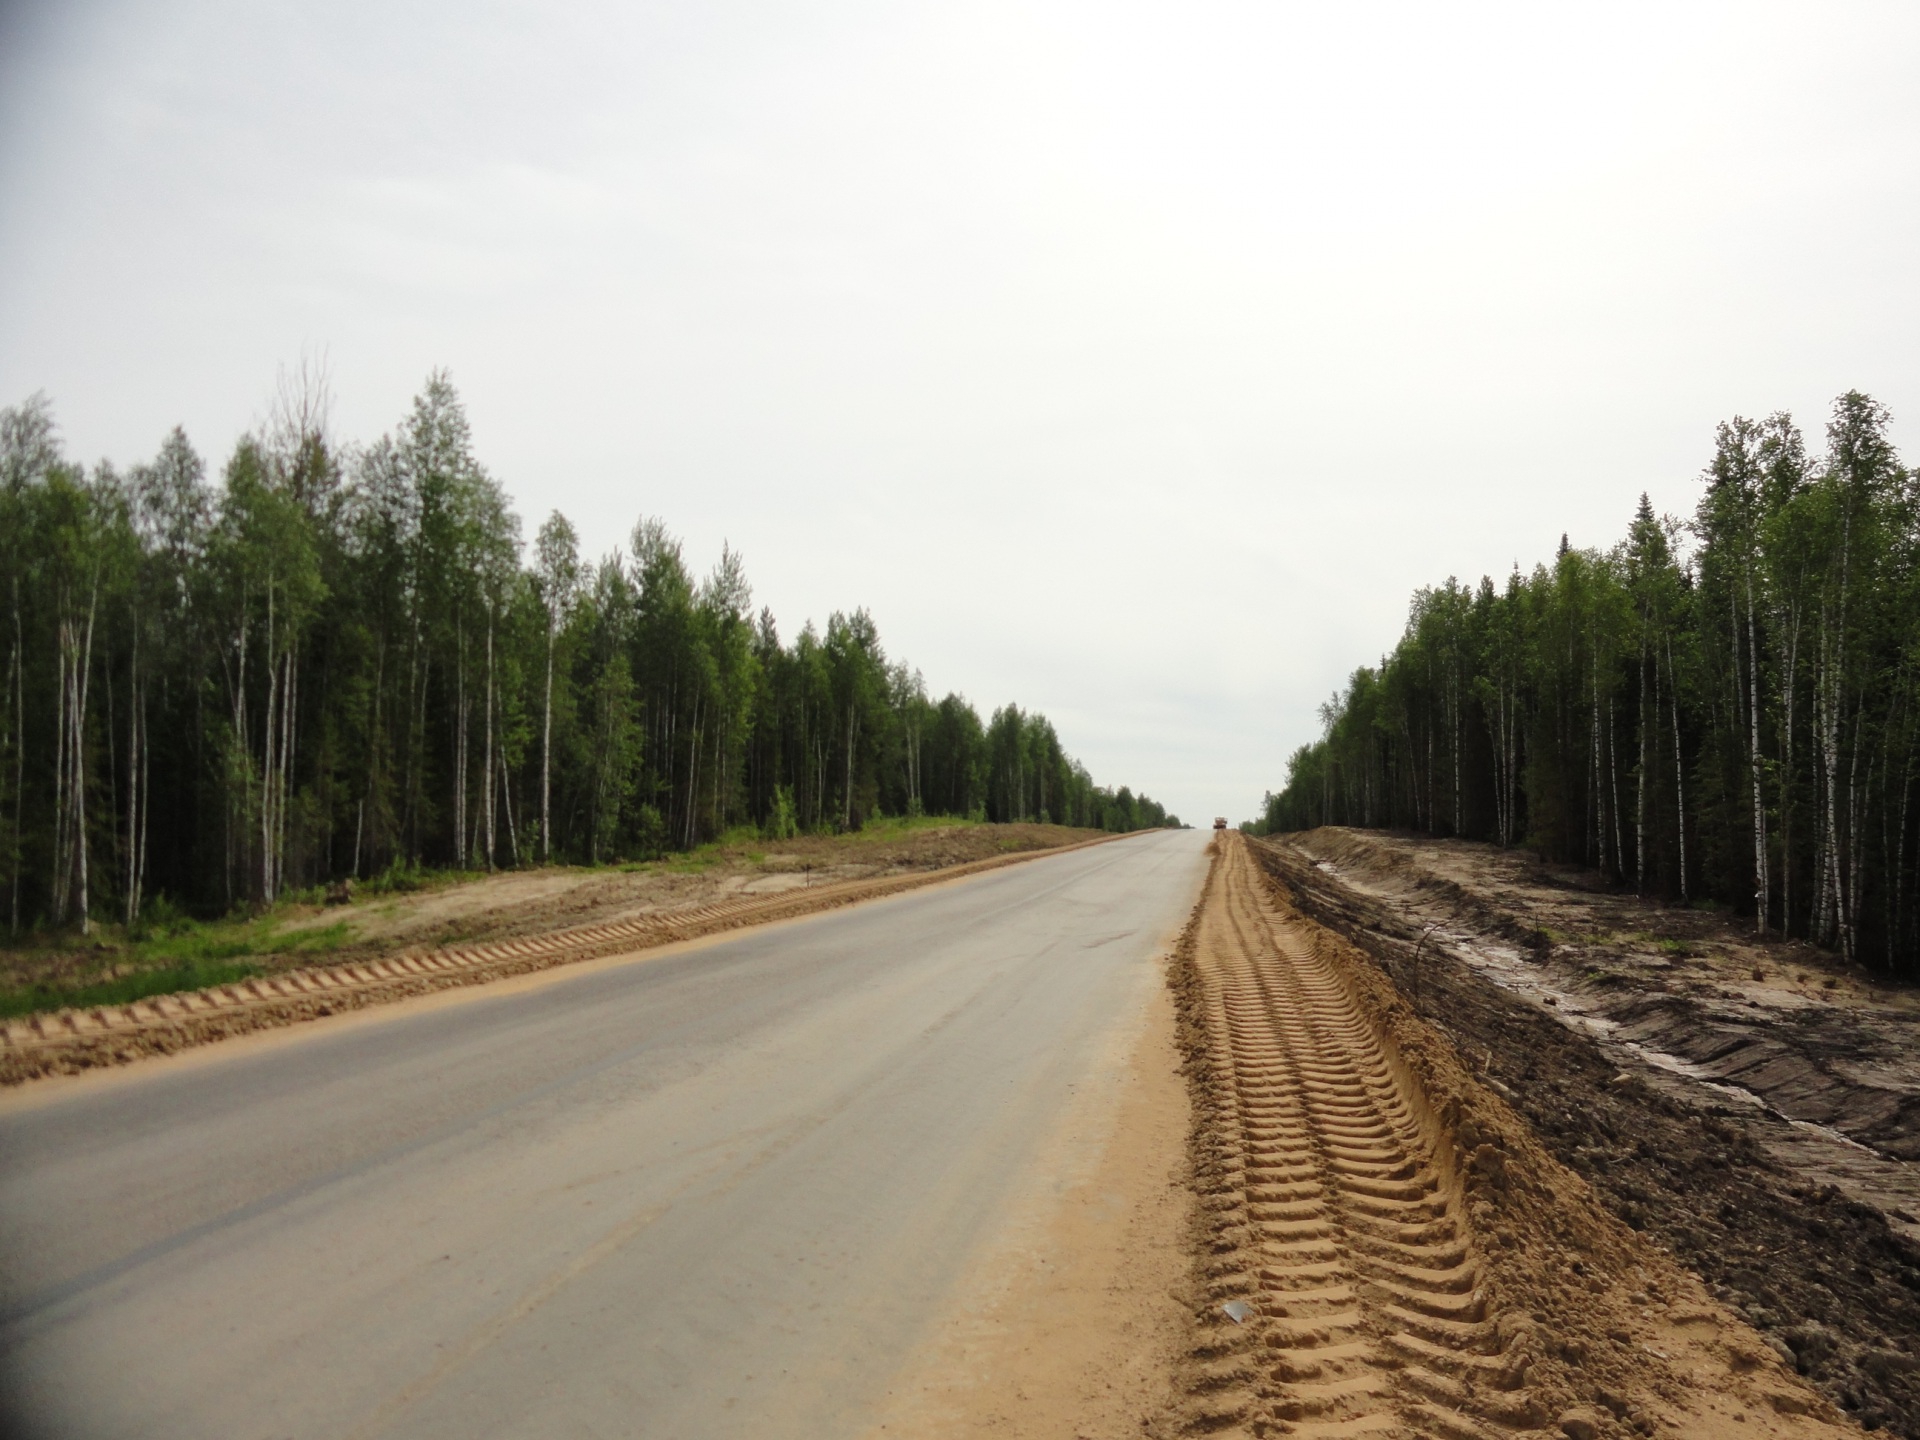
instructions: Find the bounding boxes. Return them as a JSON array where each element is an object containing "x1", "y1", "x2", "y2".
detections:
[{"x1": 2, "y1": 1, "x2": 1916, "y2": 824}]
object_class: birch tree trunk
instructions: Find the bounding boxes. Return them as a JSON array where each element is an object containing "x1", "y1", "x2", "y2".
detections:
[
  {"x1": 72, "y1": 576, "x2": 98, "y2": 932},
  {"x1": 684, "y1": 693, "x2": 702, "y2": 849},
  {"x1": 279, "y1": 647, "x2": 296, "y2": 896},
  {"x1": 1780, "y1": 609, "x2": 1799, "y2": 937},
  {"x1": 1636, "y1": 643, "x2": 1649, "y2": 894},
  {"x1": 1667, "y1": 633, "x2": 1687, "y2": 902},
  {"x1": 9, "y1": 579, "x2": 21, "y2": 934},
  {"x1": 1819, "y1": 617, "x2": 1842, "y2": 945},
  {"x1": 363, "y1": 637, "x2": 383, "y2": 877},
  {"x1": 541, "y1": 618, "x2": 555, "y2": 862},
  {"x1": 454, "y1": 615, "x2": 467, "y2": 868},
  {"x1": 1746, "y1": 574, "x2": 1768, "y2": 931},
  {"x1": 124, "y1": 634, "x2": 142, "y2": 926},
  {"x1": 1609, "y1": 697, "x2": 1624, "y2": 878},
  {"x1": 261, "y1": 576, "x2": 278, "y2": 903},
  {"x1": 1591, "y1": 643, "x2": 1605, "y2": 872},
  {"x1": 500, "y1": 746, "x2": 519, "y2": 866},
  {"x1": 483, "y1": 612, "x2": 495, "y2": 869},
  {"x1": 1451, "y1": 663, "x2": 1462, "y2": 835},
  {"x1": 1892, "y1": 695, "x2": 1914, "y2": 966},
  {"x1": 51, "y1": 639, "x2": 68, "y2": 921}
]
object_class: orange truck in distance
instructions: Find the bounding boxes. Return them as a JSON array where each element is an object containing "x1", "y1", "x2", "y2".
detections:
[{"x1": 1213, "y1": 817, "x2": 1228, "y2": 831}]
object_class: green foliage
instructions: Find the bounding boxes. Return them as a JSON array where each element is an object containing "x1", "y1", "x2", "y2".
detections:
[
  {"x1": 1267, "y1": 391, "x2": 1920, "y2": 975},
  {"x1": 0, "y1": 958, "x2": 266, "y2": 1020},
  {"x1": 0, "y1": 904, "x2": 356, "y2": 1018},
  {"x1": 136, "y1": 916, "x2": 353, "y2": 966},
  {"x1": 765, "y1": 784, "x2": 799, "y2": 840},
  {"x1": 0, "y1": 373, "x2": 1170, "y2": 941}
]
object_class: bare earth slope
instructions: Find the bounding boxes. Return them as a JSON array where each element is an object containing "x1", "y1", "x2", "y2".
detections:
[
  {"x1": 1249, "y1": 827, "x2": 1920, "y2": 1435},
  {"x1": 1165, "y1": 834, "x2": 1864, "y2": 1439},
  {"x1": 1, "y1": 823, "x2": 1114, "y2": 1083},
  {"x1": 269, "y1": 822, "x2": 1106, "y2": 958}
]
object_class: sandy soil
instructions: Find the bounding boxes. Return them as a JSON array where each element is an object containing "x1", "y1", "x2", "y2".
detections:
[
  {"x1": 865, "y1": 957, "x2": 1194, "y2": 1438},
  {"x1": 1163, "y1": 833, "x2": 1858, "y2": 1439},
  {"x1": 1256, "y1": 829, "x2": 1920, "y2": 1435},
  {"x1": 0, "y1": 823, "x2": 1102, "y2": 1011},
  {"x1": 265, "y1": 823, "x2": 1103, "y2": 960},
  {"x1": 1, "y1": 826, "x2": 1122, "y2": 1084}
]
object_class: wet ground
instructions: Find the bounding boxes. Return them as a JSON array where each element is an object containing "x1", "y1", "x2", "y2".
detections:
[{"x1": 1253, "y1": 830, "x2": 1920, "y2": 1436}]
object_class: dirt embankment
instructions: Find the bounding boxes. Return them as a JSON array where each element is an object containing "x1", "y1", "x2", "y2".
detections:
[
  {"x1": 1287, "y1": 828, "x2": 1920, "y2": 1167},
  {"x1": 1163, "y1": 833, "x2": 1861, "y2": 1439},
  {"x1": 0, "y1": 822, "x2": 1099, "y2": 1004},
  {"x1": 1252, "y1": 828, "x2": 1920, "y2": 1436},
  {"x1": 0, "y1": 824, "x2": 1122, "y2": 1085},
  {"x1": 265, "y1": 822, "x2": 1105, "y2": 961}
]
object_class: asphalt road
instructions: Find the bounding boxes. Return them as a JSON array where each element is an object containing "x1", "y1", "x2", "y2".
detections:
[{"x1": 0, "y1": 828, "x2": 1209, "y2": 1440}]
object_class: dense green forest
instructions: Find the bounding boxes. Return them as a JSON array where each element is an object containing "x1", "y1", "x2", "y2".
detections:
[
  {"x1": 0, "y1": 371, "x2": 1176, "y2": 933},
  {"x1": 1261, "y1": 391, "x2": 1920, "y2": 975}
]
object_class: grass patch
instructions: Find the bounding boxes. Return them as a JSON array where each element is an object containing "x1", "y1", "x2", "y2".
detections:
[
  {"x1": 846, "y1": 813, "x2": 980, "y2": 840},
  {"x1": 1, "y1": 907, "x2": 357, "y2": 1019},
  {"x1": 660, "y1": 854, "x2": 719, "y2": 874},
  {"x1": 358, "y1": 861, "x2": 473, "y2": 897},
  {"x1": 132, "y1": 917, "x2": 354, "y2": 967},
  {"x1": 0, "y1": 956, "x2": 267, "y2": 1020}
]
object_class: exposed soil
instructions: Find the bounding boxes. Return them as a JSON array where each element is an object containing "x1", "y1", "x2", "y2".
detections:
[
  {"x1": 1288, "y1": 829, "x2": 1920, "y2": 1171},
  {"x1": 1160, "y1": 833, "x2": 1862, "y2": 1439},
  {"x1": 1251, "y1": 828, "x2": 1920, "y2": 1436},
  {"x1": 0, "y1": 826, "x2": 1122, "y2": 1085},
  {"x1": 272, "y1": 822, "x2": 1102, "y2": 958},
  {"x1": 0, "y1": 822, "x2": 1098, "y2": 1007}
]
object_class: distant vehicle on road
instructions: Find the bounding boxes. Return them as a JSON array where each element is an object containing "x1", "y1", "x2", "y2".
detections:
[{"x1": 1213, "y1": 817, "x2": 1228, "y2": 830}]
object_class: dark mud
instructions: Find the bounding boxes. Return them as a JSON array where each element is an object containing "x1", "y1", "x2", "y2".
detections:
[
  {"x1": 1291, "y1": 828, "x2": 1920, "y2": 1167},
  {"x1": 1253, "y1": 835, "x2": 1920, "y2": 1437},
  {"x1": 1602, "y1": 992, "x2": 1920, "y2": 1160}
]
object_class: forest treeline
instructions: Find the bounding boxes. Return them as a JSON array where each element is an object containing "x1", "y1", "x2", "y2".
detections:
[
  {"x1": 1260, "y1": 390, "x2": 1920, "y2": 975},
  {"x1": 0, "y1": 371, "x2": 1177, "y2": 933}
]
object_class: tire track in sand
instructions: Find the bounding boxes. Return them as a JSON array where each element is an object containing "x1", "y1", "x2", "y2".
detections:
[
  {"x1": 1173, "y1": 834, "x2": 1867, "y2": 1440},
  {"x1": 1188, "y1": 833, "x2": 1531, "y2": 1438}
]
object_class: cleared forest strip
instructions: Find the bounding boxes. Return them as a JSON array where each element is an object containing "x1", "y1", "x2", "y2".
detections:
[
  {"x1": 0, "y1": 830, "x2": 1135, "y2": 1085},
  {"x1": 1167, "y1": 834, "x2": 1851, "y2": 1439}
]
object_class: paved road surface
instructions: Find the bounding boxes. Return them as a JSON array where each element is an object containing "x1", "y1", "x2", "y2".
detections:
[{"x1": 0, "y1": 828, "x2": 1208, "y2": 1439}]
